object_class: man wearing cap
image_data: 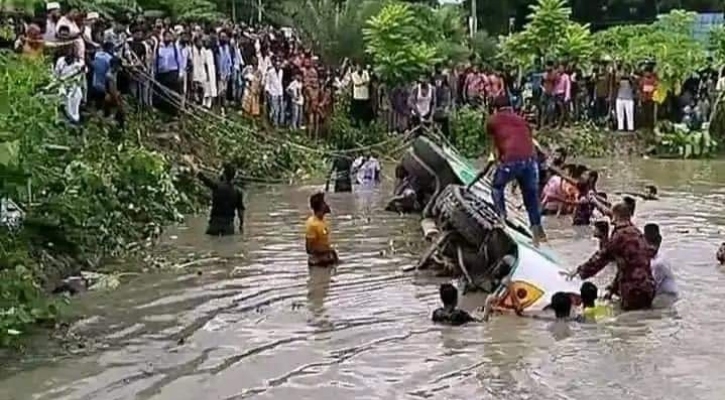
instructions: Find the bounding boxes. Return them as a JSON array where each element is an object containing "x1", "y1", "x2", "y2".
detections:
[
  {"x1": 43, "y1": 2, "x2": 60, "y2": 42},
  {"x1": 44, "y1": 2, "x2": 62, "y2": 42},
  {"x1": 485, "y1": 95, "x2": 547, "y2": 244}
]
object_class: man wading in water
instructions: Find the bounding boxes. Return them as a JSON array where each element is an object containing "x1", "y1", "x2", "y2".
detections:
[
  {"x1": 564, "y1": 202, "x2": 655, "y2": 311},
  {"x1": 325, "y1": 154, "x2": 353, "y2": 193},
  {"x1": 184, "y1": 156, "x2": 245, "y2": 236},
  {"x1": 305, "y1": 192, "x2": 339, "y2": 267},
  {"x1": 485, "y1": 95, "x2": 546, "y2": 243}
]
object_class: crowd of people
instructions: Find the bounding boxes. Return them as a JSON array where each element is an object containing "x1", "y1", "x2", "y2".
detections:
[
  {"x1": 4, "y1": 3, "x2": 725, "y2": 144},
  {"x1": 457, "y1": 58, "x2": 723, "y2": 132},
  {"x1": 3, "y1": 4, "x2": 356, "y2": 136},
  {"x1": 2, "y1": 4, "x2": 455, "y2": 138}
]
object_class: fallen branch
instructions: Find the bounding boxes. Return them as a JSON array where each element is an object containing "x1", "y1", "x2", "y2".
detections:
[{"x1": 172, "y1": 257, "x2": 222, "y2": 270}]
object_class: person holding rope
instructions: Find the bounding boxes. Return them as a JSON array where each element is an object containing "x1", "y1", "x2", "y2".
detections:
[
  {"x1": 485, "y1": 95, "x2": 547, "y2": 244},
  {"x1": 183, "y1": 156, "x2": 245, "y2": 236},
  {"x1": 325, "y1": 153, "x2": 353, "y2": 193}
]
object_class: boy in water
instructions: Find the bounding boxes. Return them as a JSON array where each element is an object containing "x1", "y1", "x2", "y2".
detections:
[
  {"x1": 644, "y1": 185, "x2": 658, "y2": 200},
  {"x1": 549, "y1": 292, "x2": 580, "y2": 321},
  {"x1": 580, "y1": 282, "x2": 613, "y2": 322},
  {"x1": 546, "y1": 292, "x2": 580, "y2": 339},
  {"x1": 644, "y1": 223, "x2": 678, "y2": 298},
  {"x1": 432, "y1": 283, "x2": 476, "y2": 326}
]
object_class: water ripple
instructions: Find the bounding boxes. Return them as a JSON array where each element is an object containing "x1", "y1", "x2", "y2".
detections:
[{"x1": 1, "y1": 159, "x2": 725, "y2": 400}]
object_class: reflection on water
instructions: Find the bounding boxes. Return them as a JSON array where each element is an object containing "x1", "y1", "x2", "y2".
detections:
[
  {"x1": 307, "y1": 267, "x2": 332, "y2": 322},
  {"x1": 2, "y1": 159, "x2": 725, "y2": 400}
]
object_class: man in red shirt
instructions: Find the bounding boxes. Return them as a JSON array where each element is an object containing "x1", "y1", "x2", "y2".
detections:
[{"x1": 486, "y1": 96, "x2": 547, "y2": 243}]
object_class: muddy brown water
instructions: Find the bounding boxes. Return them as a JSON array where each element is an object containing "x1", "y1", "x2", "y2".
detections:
[{"x1": 2, "y1": 159, "x2": 725, "y2": 400}]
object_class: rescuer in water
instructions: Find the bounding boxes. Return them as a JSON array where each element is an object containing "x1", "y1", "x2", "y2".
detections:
[
  {"x1": 485, "y1": 95, "x2": 546, "y2": 244},
  {"x1": 564, "y1": 202, "x2": 655, "y2": 311},
  {"x1": 183, "y1": 155, "x2": 245, "y2": 236}
]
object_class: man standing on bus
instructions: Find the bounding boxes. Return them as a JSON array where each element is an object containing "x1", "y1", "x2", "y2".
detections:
[{"x1": 486, "y1": 95, "x2": 547, "y2": 244}]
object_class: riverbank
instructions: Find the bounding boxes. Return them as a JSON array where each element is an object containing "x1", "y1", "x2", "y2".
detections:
[
  {"x1": 448, "y1": 106, "x2": 658, "y2": 159},
  {"x1": 0, "y1": 54, "x2": 401, "y2": 348}
]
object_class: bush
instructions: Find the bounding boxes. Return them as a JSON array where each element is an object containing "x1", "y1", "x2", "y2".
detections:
[
  {"x1": 0, "y1": 53, "x2": 318, "y2": 346},
  {"x1": 449, "y1": 105, "x2": 488, "y2": 159},
  {"x1": 327, "y1": 93, "x2": 389, "y2": 152}
]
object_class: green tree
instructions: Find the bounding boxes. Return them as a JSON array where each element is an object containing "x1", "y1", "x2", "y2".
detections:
[
  {"x1": 593, "y1": 10, "x2": 707, "y2": 94},
  {"x1": 498, "y1": 0, "x2": 594, "y2": 69},
  {"x1": 709, "y1": 26, "x2": 725, "y2": 67},
  {"x1": 364, "y1": 2, "x2": 440, "y2": 86},
  {"x1": 270, "y1": 0, "x2": 384, "y2": 65}
]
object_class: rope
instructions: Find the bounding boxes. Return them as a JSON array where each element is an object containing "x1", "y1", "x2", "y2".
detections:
[
  {"x1": 119, "y1": 53, "x2": 424, "y2": 185},
  {"x1": 125, "y1": 58, "x2": 411, "y2": 158},
  {"x1": 124, "y1": 67, "x2": 303, "y2": 179}
]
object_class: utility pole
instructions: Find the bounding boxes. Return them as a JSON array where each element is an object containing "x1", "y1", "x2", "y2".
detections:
[
  {"x1": 258, "y1": 0, "x2": 262, "y2": 24},
  {"x1": 470, "y1": 0, "x2": 477, "y2": 37}
]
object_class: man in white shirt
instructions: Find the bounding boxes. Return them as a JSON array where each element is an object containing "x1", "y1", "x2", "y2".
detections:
[
  {"x1": 44, "y1": 2, "x2": 62, "y2": 42},
  {"x1": 350, "y1": 64, "x2": 371, "y2": 126},
  {"x1": 56, "y1": 10, "x2": 86, "y2": 60},
  {"x1": 644, "y1": 223, "x2": 677, "y2": 299},
  {"x1": 264, "y1": 60, "x2": 284, "y2": 127},
  {"x1": 287, "y1": 74, "x2": 304, "y2": 130},
  {"x1": 351, "y1": 153, "x2": 381, "y2": 187}
]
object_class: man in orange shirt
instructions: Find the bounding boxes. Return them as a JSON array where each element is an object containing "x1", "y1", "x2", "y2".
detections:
[{"x1": 305, "y1": 192, "x2": 338, "y2": 267}]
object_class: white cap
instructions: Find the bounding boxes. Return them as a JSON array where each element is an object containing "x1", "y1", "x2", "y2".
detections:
[
  {"x1": 46, "y1": 2, "x2": 60, "y2": 11},
  {"x1": 86, "y1": 12, "x2": 99, "y2": 20},
  {"x1": 173, "y1": 25, "x2": 183, "y2": 34}
]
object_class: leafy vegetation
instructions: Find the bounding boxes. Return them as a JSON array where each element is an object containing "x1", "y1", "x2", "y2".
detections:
[
  {"x1": 363, "y1": 2, "x2": 472, "y2": 86},
  {"x1": 363, "y1": 2, "x2": 441, "y2": 87},
  {"x1": 270, "y1": 0, "x2": 383, "y2": 65},
  {"x1": 593, "y1": 10, "x2": 707, "y2": 95},
  {"x1": 654, "y1": 121, "x2": 718, "y2": 159},
  {"x1": 448, "y1": 105, "x2": 487, "y2": 159},
  {"x1": 708, "y1": 26, "x2": 725, "y2": 69},
  {"x1": 0, "y1": 54, "x2": 190, "y2": 346},
  {"x1": 498, "y1": 0, "x2": 594, "y2": 70}
]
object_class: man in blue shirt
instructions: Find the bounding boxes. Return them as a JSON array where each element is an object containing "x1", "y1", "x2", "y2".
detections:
[
  {"x1": 91, "y1": 41, "x2": 114, "y2": 110},
  {"x1": 154, "y1": 30, "x2": 182, "y2": 117}
]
